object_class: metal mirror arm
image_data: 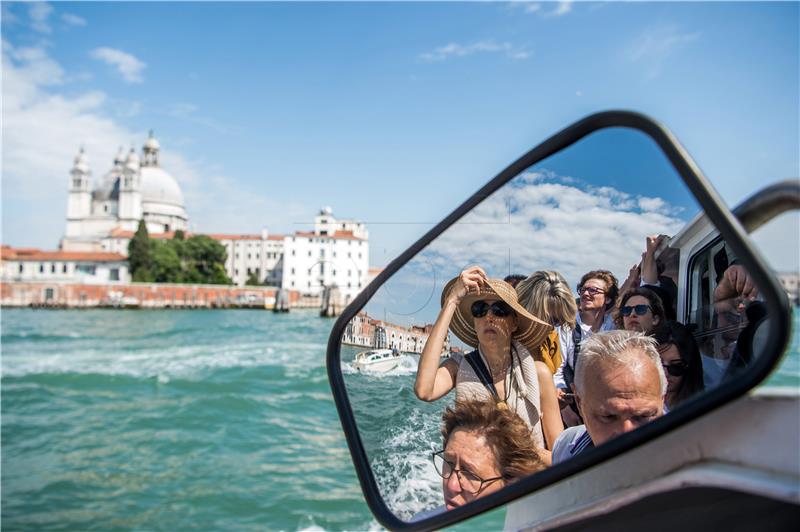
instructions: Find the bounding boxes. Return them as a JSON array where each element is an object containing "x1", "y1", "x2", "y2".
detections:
[{"x1": 732, "y1": 179, "x2": 800, "y2": 234}]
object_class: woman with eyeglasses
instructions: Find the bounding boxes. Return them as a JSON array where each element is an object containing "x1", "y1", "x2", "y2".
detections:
[
  {"x1": 614, "y1": 287, "x2": 666, "y2": 334},
  {"x1": 653, "y1": 321, "x2": 705, "y2": 410},
  {"x1": 433, "y1": 399, "x2": 546, "y2": 512},
  {"x1": 414, "y1": 266, "x2": 562, "y2": 457}
]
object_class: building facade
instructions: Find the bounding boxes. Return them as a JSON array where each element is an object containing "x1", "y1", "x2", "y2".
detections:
[
  {"x1": 1, "y1": 246, "x2": 130, "y2": 285},
  {"x1": 61, "y1": 132, "x2": 189, "y2": 252},
  {"x1": 13, "y1": 136, "x2": 371, "y2": 298},
  {"x1": 341, "y1": 311, "x2": 449, "y2": 354}
]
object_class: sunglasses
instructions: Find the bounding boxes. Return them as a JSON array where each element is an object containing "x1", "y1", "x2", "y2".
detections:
[
  {"x1": 662, "y1": 361, "x2": 689, "y2": 378},
  {"x1": 621, "y1": 304, "x2": 652, "y2": 317},
  {"x1": 578, "y1": 286, "x2": 605, "y2": 296},
  {"x1": 470, "y1": 300, "x2": 513, "y2": 318}
]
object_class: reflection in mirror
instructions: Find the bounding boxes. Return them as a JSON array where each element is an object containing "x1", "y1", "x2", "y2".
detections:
[{"x1": 339, "y1": 127, "x2": 770, "y2": 521}]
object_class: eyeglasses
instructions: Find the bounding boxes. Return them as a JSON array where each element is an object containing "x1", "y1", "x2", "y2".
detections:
[
  {"x1": 432, "y1": 450, "x2": 504, "y2": 495},
  {"x1": 662, "y1": 361, "x2": 689, "y2": 377},
  {"x1": 470, "y1": 300, "x2": 513, "y2": 318},
  {"x1": 578, "y1": 286, "x2": 605, "y2": 296},
  {"x1": 620, "y1": 304, "x2": 652, "y2": 317}
]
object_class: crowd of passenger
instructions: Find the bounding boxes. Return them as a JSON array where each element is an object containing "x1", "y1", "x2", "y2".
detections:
[{"x1": 413, "y1": 235, "x2": 761, "y2": 515}]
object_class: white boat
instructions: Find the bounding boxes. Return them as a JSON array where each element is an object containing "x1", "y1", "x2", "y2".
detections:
[{"x1": 352, "y1": 349, "x2": 402, "y2": 373}]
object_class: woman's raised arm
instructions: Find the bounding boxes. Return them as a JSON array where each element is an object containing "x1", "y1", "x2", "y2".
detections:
[{"x1": 414, "y1": 266, "x2": 487, "y2": 402}]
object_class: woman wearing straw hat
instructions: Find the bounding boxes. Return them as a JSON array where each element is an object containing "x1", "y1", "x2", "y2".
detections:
[{"x1": 414, "y1": 266, "x2": 563, "y2": 457}]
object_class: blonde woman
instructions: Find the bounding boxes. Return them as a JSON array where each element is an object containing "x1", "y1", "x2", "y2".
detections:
[{"x1": 515, "y1": 271, "x2": 578, "y2": 376}]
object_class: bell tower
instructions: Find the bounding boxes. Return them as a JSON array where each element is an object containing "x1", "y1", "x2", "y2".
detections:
[
  {"x1": 118, "y1": 148, "x2": 142, "y2": 229},
  {"x1": 65, "y1": 148, "x2": 92, "y2": 237}
]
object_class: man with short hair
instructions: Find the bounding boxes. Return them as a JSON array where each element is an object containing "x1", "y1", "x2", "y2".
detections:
[{"x1": 552, "y1": 330, "x2": 667, "y2": 463}]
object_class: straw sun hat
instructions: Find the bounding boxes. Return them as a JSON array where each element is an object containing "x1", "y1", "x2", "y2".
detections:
[{"x1": 441, "y1": 276, "x2": 553, "y2": 355}]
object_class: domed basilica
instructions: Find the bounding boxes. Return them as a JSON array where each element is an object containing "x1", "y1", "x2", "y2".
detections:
[{"x1": 61, "y1": 131, "x2": 189, "y2": 252}]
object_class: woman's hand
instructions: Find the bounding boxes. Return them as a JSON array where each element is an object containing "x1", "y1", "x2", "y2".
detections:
[{"x1": 445, "y1": 266, "x2": 488, "y2": 306}]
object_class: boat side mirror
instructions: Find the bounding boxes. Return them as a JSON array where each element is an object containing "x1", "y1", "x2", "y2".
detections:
[{"x1": 326, "y1": 111, "x2": 793, "y2": 530}]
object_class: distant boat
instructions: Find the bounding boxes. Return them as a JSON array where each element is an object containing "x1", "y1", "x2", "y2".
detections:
[{"x1": 352, "y1": 349, "x2": 402, "y2": 373}]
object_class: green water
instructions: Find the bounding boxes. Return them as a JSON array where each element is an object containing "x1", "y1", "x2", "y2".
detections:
[
  {"x1": 0, "y1": 309, "x2": 507, "y2": 530},
  {"x1": 2, "y1": 309, "x2": 797, "y2": 530}
]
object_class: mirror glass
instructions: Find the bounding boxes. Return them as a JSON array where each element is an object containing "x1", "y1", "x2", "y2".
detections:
[{"x1": 338, "y1": 127, "x2": 771, "y2": 522}]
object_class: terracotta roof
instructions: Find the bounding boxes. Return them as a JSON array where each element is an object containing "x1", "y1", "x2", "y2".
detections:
[
  {"x1": 331, "y1": 230, "x2": 363, "y2": 240},
  {"x1": 292, "y1": 230, "x2": 363, "y2": 241},
  {"x1": 368, "y1": 267, "x2": 383, "y2": 275},
  {"x1": 207, "y1": 234, "x2": 262, "y2": 241},
  {"x1": 2, "y1": 247, "x2": 126, "y2": 262},
  {"x1": 108, "y1": 228, "x2": 175, "y2": 240}
]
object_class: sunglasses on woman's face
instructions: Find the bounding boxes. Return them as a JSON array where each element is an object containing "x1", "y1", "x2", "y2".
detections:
[
  {"x1": 662, "y1": 361, "x2": 689, "y2": 377},
  {"x1": 621, "y1": 304, "x2": 652, "y2": 317},
  {"x1": 470, "y1": 300, "x2": 513, "y2": 318}
]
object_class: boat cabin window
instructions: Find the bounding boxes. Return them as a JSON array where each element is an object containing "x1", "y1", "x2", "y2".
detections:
[{"x1": 686, "y1": 238, "x2": 759, "y2": 389}]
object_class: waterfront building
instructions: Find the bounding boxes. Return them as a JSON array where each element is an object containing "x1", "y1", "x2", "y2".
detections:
[
  {"x1": 342, "y1": 311, "x2": 449, "y2": 354},
  {"x1": 280, "y1": 207, "x2": 369, "y2": 303},
  {"x1": 777, "y1": 271, "x2": 800, "y2": 305},
  {"x1": 49, "y1": 135, "x2": 371, "y2": 296},
  {"x1": 0, "y1": 246, "x2": 130, "y2": 284},
  {"x1": 61, "y1": 132, "x2": 189, "y2": 252},
  {"x1": 209, "y1": 231, "x2": 285, "y2": 288}
]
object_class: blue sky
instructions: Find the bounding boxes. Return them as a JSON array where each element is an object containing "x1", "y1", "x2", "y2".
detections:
[{"x1": 2, "y1": 1, "x2": 798, "y2": 272}]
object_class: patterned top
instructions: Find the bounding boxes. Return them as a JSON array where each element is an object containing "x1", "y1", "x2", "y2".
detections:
[{"x1": 454, "y1": 340, "x2": 545, "y2": 449}]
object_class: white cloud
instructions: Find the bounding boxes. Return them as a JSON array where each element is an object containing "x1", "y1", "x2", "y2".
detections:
[
  {"x1": 28, "y1": 2, "x2": 53, "y2": 33},
  {"x1": 419, "y1": 40, "x2": 529, "y2": 62},
  {"x1": 90, "y1": 47, "x2": 146, "y2": 83},
  {"x1": 628, "y1": 26, "x2": 700, "y2": 79},
  {"x1": 61, "y1": 13, "x2": 87, "y2": 27},
  {"x1": 422, "y1": 175, "x2": 686, "y2": 290},
  {"x1": 365, "y1": 174, "x2": 688, "y2": 323},
  {"x1": 1, "y1": 40, "x2": 299, "y2": 249},
  {"x1": 552, "y1": 1, "x2": 573, "y2": 17},
  {"x1": 510, "y1": 1, "x2": 572, "y2": 18}
]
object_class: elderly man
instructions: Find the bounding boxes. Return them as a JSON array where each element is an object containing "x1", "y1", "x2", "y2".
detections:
[{"x1": 552, "y1": 330, "x2": 667, "y2": 463}]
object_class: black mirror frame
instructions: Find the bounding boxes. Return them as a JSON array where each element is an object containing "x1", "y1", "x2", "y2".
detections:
[{"x1": 325, "y1": 110, "x2": 793, "y2": 531}]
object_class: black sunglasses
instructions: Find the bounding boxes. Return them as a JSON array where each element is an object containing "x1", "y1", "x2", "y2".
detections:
[
  {"x1": 663, "y1": 361, "x2": 689, "y2": 377},
  {"x1": 470, "y1": 300, "x2": 513, "y2": 318},
  {"x1": 621, "y1": 304, "x2": 652, "y2": 317}
]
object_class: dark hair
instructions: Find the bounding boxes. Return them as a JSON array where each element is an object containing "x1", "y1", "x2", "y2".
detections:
[
  {"x1": 614, "y1": 287, "x2": 667, "y2": 331},
  {"x1": 578, "y1": 270, "x2": 619, "y2": 311},
  {"x1": 653, "y1": 321, "x2": 705, "y2": 407},
  {"x1": 503, "y1": 274, "x2": 527, "y2": 288},
  {"x1": 441, "y1": 399, "x2": 545, "y2": 480}
]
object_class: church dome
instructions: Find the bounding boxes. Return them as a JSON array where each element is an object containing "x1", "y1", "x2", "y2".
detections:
[{"x1": 140, "y1": 166, "x2": 185, "y2": 207}]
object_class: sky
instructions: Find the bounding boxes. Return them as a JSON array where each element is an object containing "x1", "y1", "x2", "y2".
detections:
[
  {"x1": 2, "y1": 1, "x2": 798, "y2": 275},
  {"x1": 365, "y1": 126, "x2": 698, "y2": 327}
]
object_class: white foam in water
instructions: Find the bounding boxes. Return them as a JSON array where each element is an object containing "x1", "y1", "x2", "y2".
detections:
[
  {"x1": 372, "y1": 408, "x2": 443, "y2": 521},
  {"x1": 1, "y1": 339, "x2": 325, "y2": 380}
]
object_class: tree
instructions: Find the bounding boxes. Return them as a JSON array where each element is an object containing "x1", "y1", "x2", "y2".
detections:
[
  {"x1": 183, "y1": 235, "x2": 231, "y2": 284},
  {"x1": 245, "y1": 272, "x2": 261, "y2": 286},
  {"x1": 150, "y1": 241, "x2": 182, "y2": 283},
  {"x1": 128, "y1": 219, "x2": 151, "y2": 280}
]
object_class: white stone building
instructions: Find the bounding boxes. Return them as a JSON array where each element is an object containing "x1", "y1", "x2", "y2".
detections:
[
  {"x1": 1, "y1": 246, "x2": 130, "y2": 284},
  {"x1": 61, "y1": 131, "x2": 189, "y2": 252},
  {"x1": 280, "y1": 207, "x2": 369, "y2": 302},
  {"x1": 210, "y1": 231, "x2": 285, "y2": 287},
  {"x1": 49, "y1": 135, "x2": 369, "y2": 296}
]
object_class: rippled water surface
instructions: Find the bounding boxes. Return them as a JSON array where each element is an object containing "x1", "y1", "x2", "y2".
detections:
[{"x1": 2, "y1": 308, "x2": 797, "y2": 530}]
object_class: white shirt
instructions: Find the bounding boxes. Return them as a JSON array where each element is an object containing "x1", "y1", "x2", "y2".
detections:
[{"x1": 554, "y1": 312, "x2": 615, "y2": 390}]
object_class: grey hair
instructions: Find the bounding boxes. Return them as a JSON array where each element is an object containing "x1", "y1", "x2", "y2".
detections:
[{"x1": 574, "y1": 330, "x2": 667, "y2": 398}]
